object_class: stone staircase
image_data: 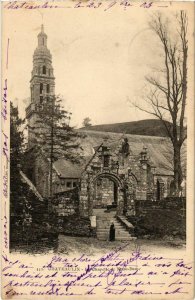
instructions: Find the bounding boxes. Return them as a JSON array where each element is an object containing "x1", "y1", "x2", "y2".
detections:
[{"x1": 96, "y1": 210, "x2": 136, "y2": 241}]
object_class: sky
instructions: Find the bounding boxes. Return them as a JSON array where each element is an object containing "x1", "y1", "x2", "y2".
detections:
[{"x1": 2, "y1": 2, "x2": 193, "y2": 128}]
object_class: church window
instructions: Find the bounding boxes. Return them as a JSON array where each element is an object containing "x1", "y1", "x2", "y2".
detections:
[
  {"x1": 43, "y1": 65, "x2": 46, "y2": 74},
  {"x1": 40, "y1": 83, "x2": 43, "y2": 94},
  {"x1": 103, "y1": 155, "x2": 109, "y2": 167},
  {"x1": 66, "y1": 182, "x2": 72, "y2": 188},
  {"x1": 47, "y1": 84, "x2": 50, "y2": 93},
  {"x1": 73, "y1": 182, "x2": 77, "y2": 187},
  {"x1": 48, "y1": 69, "x2": 51, "y2": 76}
]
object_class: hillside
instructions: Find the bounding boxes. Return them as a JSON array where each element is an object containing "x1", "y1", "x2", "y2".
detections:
[{"x1": 81, "y1": 119, "x2": 171, "y2": 137}]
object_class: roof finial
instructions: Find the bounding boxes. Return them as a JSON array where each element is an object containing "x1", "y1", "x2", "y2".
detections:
[{"x1": 41, "y1": 24, "x2": 44, "y2": 33}]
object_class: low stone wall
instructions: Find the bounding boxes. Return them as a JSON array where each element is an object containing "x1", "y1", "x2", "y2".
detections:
[
  {"x1": 135, "y1": 197, "x2": 186, "y2": 213},
  {"x1": 129, "y1": 197, "x2": 186, "y2": 239},
  {"x1": 60, "y1": 215, "x2": 96, "y2": 237},
  {"x1": 52, "y1": 188, "x2": 79, "y2": 217}
]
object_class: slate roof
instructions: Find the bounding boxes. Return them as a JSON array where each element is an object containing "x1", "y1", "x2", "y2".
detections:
[
  {"x1": 53, "y1": 159, "x2": 83, "y2": 179},
  {"x1": 53, "y1": 130, "x2": 186, "y2": 178}
]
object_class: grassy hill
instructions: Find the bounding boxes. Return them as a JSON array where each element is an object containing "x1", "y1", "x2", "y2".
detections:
[{"x1": 81, "y1": 119, "x2": 171, "y2": 137}]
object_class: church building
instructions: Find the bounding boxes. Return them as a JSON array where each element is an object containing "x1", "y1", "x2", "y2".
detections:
[
  {"x1": 25, "y1": 26, "x2": 183, "y2": 223},
  {"x1": 25, "y1": 25, "x2": 80, "y2": 196}
]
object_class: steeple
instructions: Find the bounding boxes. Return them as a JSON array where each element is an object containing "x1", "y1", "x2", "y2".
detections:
[
  {"x1": 26, "y1": 25, "x2": 55, "y2": 148},
  {"x1": 33, "y1": 24, "x2": 52, "y2": 64},
  {"x1": 38, "y1": 24, "x2": 47, "y2": 47}
]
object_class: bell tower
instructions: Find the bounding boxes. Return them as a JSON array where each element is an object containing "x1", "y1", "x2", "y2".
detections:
[{"x1": 26, "y1": 25, "x2": 55, "y2": 148}]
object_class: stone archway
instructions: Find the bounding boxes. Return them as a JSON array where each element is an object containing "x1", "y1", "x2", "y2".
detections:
[
  {"x1": 79, "y1": 171, "x2": 125, "y2": 217},
  {"x1": 90, "y1": 172, "x2": 124, "y2": 216}
]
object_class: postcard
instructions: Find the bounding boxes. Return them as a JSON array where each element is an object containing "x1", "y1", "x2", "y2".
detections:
[{"x1": 1, "y1": 0, "x2": 194, "y2": 299}]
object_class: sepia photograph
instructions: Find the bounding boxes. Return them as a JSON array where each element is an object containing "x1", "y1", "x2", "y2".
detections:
[{"x1": 1, "y1": 1, "x2": 194, "y2": 299}]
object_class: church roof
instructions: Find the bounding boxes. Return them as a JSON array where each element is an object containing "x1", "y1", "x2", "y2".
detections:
[
  {"x1": 52, "y1": 130, "x2": 186, "y2": 179},
  {"x1": 53, "y1": 159, "x2": 83, "y2": 178},
  {"x1": 77, "y1": 130, "x2": 187, "y2": 177}
]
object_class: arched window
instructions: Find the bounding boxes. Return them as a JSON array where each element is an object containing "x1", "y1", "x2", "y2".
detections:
[
  {"x1": 47, "y1": 84, "x2": 50, "y2": 93},
  {"x1": 156, "y1": 179, "x2": 164, "y2": 201},
  {"x1": 157, "y1": 180, "x2": 160, "y2": 201},
  {"x1": 40, "y1": 83, "x2": 43, "y2": 103},
  {"x1": 40, "y1": 83, "x2": 43, "y2": 94},
  {"x1": 103, "y1": 155, "x2": 109, "y2": 167},
  {"x1": 169, "y1": 180, "x2": 175, "y2": 196},
  {"x1": 42, "y1": 66, "x2": 46, "y2": 74},
  {"x1": 48, "y1": 69, "x2": 51, "y2": 76}
]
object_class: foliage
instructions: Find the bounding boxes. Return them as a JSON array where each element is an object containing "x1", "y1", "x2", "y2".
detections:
[
  {"x1": 10, "y1": 102, "x2": 25, "y2": 217},
  {"x1": 10, "y1": 102, "x2": 24, "y2": 168},
  {"x1": 82, "y1": 117, "x2": 92, "y2": 128},
  {"x1": 28, "y1": 95, "x2": 84, "y2": 195}
]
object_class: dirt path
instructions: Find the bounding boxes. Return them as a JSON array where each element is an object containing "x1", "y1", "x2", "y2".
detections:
[{"x1": 57, "y1": 235, "x2": 186, "y2": 256}]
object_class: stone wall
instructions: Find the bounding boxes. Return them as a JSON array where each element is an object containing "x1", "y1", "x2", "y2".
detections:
[
  {"x1": 24, "y1": 152, "x2": 50, "y2": 198},
  {"x1": 34, "y1": 155, "x2": 50, "y2": 197},
  {"x1": 52, "y1": 188, "x2": 79, "y2": 217},
  {"x1": 130, "y1": 198, "x2": 186, "y2": 239}
]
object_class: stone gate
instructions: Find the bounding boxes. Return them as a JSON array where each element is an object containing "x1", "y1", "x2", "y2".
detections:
[{"x1": 79, "y1": 139, "x2": 150, "y2": 218}]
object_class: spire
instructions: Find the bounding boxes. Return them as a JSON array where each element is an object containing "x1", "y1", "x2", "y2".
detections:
[{"x1": 38, "y1": 24, "x2": 47, "y2": 47}]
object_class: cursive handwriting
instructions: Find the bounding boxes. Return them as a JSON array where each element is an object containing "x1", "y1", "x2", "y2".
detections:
[
  {"x1": 4, "y1": 1, "x2": 59, "y2": 9},
  {"x1": 3, "y1": 214, "x2": 8, "y2": 249},
  {"x1": 2, "y1": 248, "x2": 193, "y2": 297},
  {"x1": 2, "y1": 167, "x2": 8, "y2": 198},
  {"x1": 2, "y1": 132, "x2": 9, "y2": 162},
  {"x1": 2, "y1": 79, "x2": 8, "y2": 121},
  {"x1": 4, "y1": 1, "x2": 163, "y2": 11}
]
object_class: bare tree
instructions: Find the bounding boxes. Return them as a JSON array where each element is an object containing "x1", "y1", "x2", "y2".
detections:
[{"x1": 132, "y1": 11, "x2": 188, "y2": 195}]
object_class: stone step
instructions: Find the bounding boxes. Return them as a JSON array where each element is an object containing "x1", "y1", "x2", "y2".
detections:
[
  {"x1": 116, "y1": 238, "x2": 135, "y2": 241},
  {"x1": 97, "y1": 230, "x2": 129, "y2": 233},
  {"x1": 97, "y1": 231, "x2": 131, "y2": 237},
  {"x1": 96, "y1": 215, "x2": 136, "y2": 241},
  {"x1": 97, "y1": 226, "x2": 124, "y2": 230},
  {"x1": 97, "y1": 236, "x2": 135, "y2": 241},
  {"x1": 97, "y1": 231, "x2": 129, "y2": 235}
]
